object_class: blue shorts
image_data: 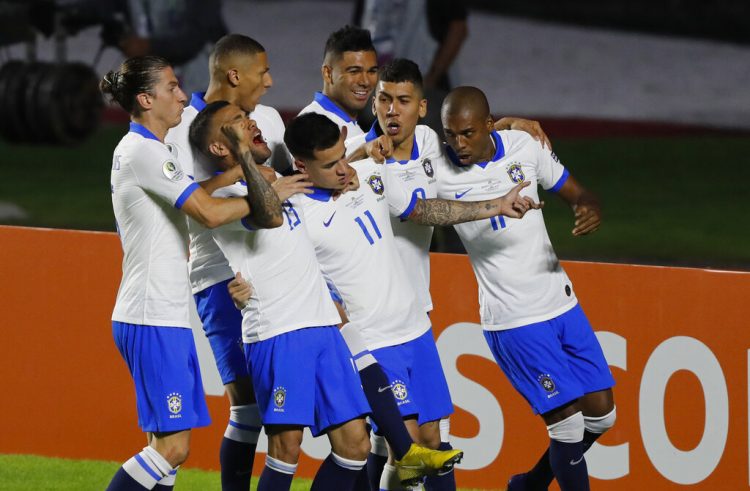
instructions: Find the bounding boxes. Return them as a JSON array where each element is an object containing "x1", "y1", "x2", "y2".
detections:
[
  {"x1": 370, "y1": 328, "x2": 454, "y2": 429},
  {"x1": 112, "y1": 322, "x2": 211, "y2": 432},
  {"x1": 483, "y1": 303, "x2": 615, "y2": 415},
  {"x1": 194, "y1": 278, "x2": 249, "y2": 385},
  {"x1": 245, "y1": 326, "x2": 370, "y2": 436}
]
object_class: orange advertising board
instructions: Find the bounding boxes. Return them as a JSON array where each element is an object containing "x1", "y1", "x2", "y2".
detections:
[{"x1": 1, "y1": 225, "x2": 749, "y2": 490}]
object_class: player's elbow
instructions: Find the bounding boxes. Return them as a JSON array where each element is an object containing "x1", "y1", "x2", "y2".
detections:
[{"x1": 253, "y1": 214, "x2": 284, "y2": 229}]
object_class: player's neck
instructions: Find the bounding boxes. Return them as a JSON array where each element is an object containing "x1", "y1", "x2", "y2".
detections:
[
  {"x1": 392, "y1": 132, "x2": 416, "y2": 161},
  {"x1": 132, "y1": 115, "x2": 167, "y2": 142},
  {"x1": 322, "y1": 88, "x2": 358, "y2": 120},
  {"x1": 205, "y1": 83, "x2": 242, "y2": 108},
  {"x1": 476, "y1": 135, "x2": 496, "y2": 163}
]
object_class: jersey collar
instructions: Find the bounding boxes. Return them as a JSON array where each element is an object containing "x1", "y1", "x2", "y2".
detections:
[
  {"x1": 445, "y1": 130, "x2": 505, "y2": 169},
  {"x1": 190, "y1": 92, "x2": 207, "y2": 111},
  {"x1": 364, "y1": 121, "x2": 381, "y2": 142},
  {"x1": 314, "y1": 92, "x2": 356, "y2": 123},
  {"x1": 129, "y1": 122, "x2": 160, "y2": 141},
  {"x1": 306, "y1": 186, "x2": 335, "y2": 202}
]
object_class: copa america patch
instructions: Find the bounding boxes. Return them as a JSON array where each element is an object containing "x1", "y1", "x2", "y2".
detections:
[
  {"x1": 167, "y1": 392, "x2": 183, "y2": 418},
  {"x1": 273, "y1": 386, "x2": 287, "y2": 409},
  {"x1": 507, "y1": 163, "x2": 525, "y2": 183},
  {"x1": 162, "y1": 160, "x2": 184, "y2": 181},
  {"x1": 368, "y1": 174, "x2": 385, "y2": 195},
  {"x1": 422, "y1": 158, "x2": 434, "y2": 177}
]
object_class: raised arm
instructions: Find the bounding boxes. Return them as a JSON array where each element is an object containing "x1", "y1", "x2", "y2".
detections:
[
  {"x1": 556, "y1": 175, "x2": 601, "y2": 236},
  {"x1": 407, "y1": 181, "x2": 543, "y2": 226},
  {"x1": 221, "y1": 124, "x2": 284, "y2": 229}
]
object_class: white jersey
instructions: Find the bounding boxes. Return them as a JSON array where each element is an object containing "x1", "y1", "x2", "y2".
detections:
[
  {"x1": 300, "y1": 159, "x2": 431, "y2": 350},
  {"x1": 299, "y1": 91, "x2": 365, "y2": 139},
  {"x1": 211, "y1": 181, "x2": 341, "y2": 343},
  {"x1": 165, "y1": 93, "x2": 292, "y2": 293},
  {"x1": 110, "y1": 123, "x2": 199, "y2": 328},
  {"x1": 435, "y1": 130, "x2": 578, "y2": 331},
  {"x1": 348, "y1": 124, "x2": 444, "y2": 312}
]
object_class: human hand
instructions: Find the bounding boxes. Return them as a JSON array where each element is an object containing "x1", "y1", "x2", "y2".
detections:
[
  {"x1": 365, "y1": 135, "x2": 393, "y2": 163},
  {"x1": 495, "y1": 117, "x2": 552, "y2": 150},
  {"x1": 272, "y1": 173, "x2": 313, "y2": 201},
  {"x1": 572, "y1": 201, "x2": 601, "y2": 236},
  {"x1": 498, "y1": 181, "x2": 544, "y2": 218},
  {"x1": 227, "y1": 272, "x2": 253, "y2": 310}
]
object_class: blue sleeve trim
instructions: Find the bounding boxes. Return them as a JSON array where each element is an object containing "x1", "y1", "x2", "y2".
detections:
[
  {"x1": 549, "y1": 168, "x2": 570, "y2": 193},
  {"x1": 398, "y1": 189, "x2": 421, "y2": 219},
  {"x1": 174, "y1": 182, "x2": 200, "y2": 209},
  {"x1": 240, "y1": 217, "x2": 256, "y2": 230}
]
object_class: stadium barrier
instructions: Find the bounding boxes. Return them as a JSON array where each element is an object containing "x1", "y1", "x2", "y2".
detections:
[{"x1": 1, "y1": 225, "x2": 748, "y2": 490}]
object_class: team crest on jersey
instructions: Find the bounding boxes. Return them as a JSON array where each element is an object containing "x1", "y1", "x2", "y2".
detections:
[
  {"x1": 507, "y1": 163, "x2": 525, "y2": 183},
  {"x1": 167, "y1": 392, "x2": 183, "y2": 417},
  {"x1": 273, "y1": 386, "x2": 286, "y2": 411},
  {"x1": 368, "y1": 175, "x2": 385, "y2": 195},
  {"x1": 391, "y1": 379, "x2": 409, "y2": 404},
  {"x1": 422, "y1": 158, "x2": 434, "y2": 177},
  {"x1": 162, "y1": 160, "x2": 184, "y2": 181}
]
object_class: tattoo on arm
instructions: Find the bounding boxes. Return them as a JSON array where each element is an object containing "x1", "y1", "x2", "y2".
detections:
[
  {"x1": 239, "y1": 150, "x2": 283, "y2": 228},
  {"x1": 409, "y1": 198, "x2": 499, "y2": 226}
]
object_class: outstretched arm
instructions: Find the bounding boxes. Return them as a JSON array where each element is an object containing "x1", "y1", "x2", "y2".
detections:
[
  {"x1": 407, "y1": 181, "x2": 543, "y2": 226},
  {"x1": 556, "y1": 175, "x2": 601, "y2": 236}
]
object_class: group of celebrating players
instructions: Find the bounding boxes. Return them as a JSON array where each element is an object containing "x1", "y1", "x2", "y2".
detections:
[{"x1": 101, "y1": 23, "x2": 615, "y2": 491}]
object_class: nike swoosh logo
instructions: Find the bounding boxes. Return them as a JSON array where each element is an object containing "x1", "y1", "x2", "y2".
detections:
[
  {"x1": 323, "y1": 212, "x2": 336, "y2": 227},
  {"x1": 455, "y1": 188, "x2": 472, "y2": 199},
  {"x1": 378, "y1": 385, "x2": 393, "y2": 393},
  {"x1": 570, "y1": 456, "x2": 584, "y2": 466}
]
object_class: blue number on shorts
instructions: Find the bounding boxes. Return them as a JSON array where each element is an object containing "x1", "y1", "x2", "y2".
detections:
[
  {"x1": 490, "y1": 216, "x2": 506, "y2": 231},
  {"x1": 282, "y1": 201, "x2": 301, "y2": 230},
  {"x1": 354, "y1": 210, "x2": 382, "y2": 245}
]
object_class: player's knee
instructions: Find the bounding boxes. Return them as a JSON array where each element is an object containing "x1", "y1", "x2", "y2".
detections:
[
  {"x1": 160, "y1": 442, "x2": 190, "y2": 467},
  {"x1": 334, "y1": 429, "x2": 371, "y2": 461},
  {"x1": 268, "y1": 432, "x2": 303, "y2": 463},
  {"x1": 547, "y1": 411, "x2": 585, "y2": 443},
  {"x1": 584, "y1": 406, "x2": 616, "y2": 435}
]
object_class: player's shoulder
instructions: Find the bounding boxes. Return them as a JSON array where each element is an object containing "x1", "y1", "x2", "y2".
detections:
[
  {"x1": 352, "y1": 157, "x2": 380, "y2": 176},
  {"x1": 251, "y1": 103, "x2": 284, "y2": 124},
  {"x1": 345, "y1": 132, "x2": 367, "y2": 154},
  {"x1": 118, "y1": 131, "x2": 171, "y2": 163},
  {"x1": 498, "y1": 129, "x2": 543, "y2": 155}
]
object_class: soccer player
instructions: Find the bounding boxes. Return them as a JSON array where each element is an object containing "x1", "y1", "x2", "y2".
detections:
[
  {"x1": 164, "y1": 33, "x2": 297, "y2": 491},
  {"x1": 438, "y1": 86, "x2": 616, "y2": 491},
  {"x1": 101, "y1": 55, "x2": 282, "y2": 491},
  {"x1": 347, "y1": 57, "x2": 549, "y2": 490},
  {"x1": 299, "y1": 25, "x2": 377, "y2": 139},
  {"x1": 283, "y1": 112, "x2": 539, "y2": 490},
  {"x1": 188, "y1": 101, "x2": 373, "y2": 491}
]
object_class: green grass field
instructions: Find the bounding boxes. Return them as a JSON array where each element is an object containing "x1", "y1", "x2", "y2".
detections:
[
  {"x1": 1, "y1": 126, "x2": 748, "y2": 269},
  {"x1": 0, "y1": 454, "x2": 493, "y2": 491}
]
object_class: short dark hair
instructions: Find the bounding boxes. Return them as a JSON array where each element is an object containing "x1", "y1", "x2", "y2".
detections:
[
  {"x1": 378, "y1": 58, "x2": 423, "y2": 93},
  {"x1": 211, "y1": 34, "x2": 266, "y2": 64},
  {"x1": 284, "y1": 113, "x2": 341, "y2": 161},
  {"x1": 188, "y1": 100, "x2": 231, "y2": 157},
  {"x1": 99, "y1": 55, "x2": 171, "y2": 115},
  {"x1": 324, "y1": 25, "x2": 375, "y2": 61}
]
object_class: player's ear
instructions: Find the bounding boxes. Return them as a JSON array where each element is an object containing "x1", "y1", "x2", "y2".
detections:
[
  {"x1": 322, "y1": 64, "x2": 333, "y2": 85},
  {"x1": 227, "y1": 68, "x2": 240, "y2": 87},
  {"x1": 485, "y1": 116, "x2": 494, "y2": 131},
  {"x1": 418, "y1": 98, "x2": 428, "y2": 119},
  {"x1": 208, "y1": 141, "x2": 230, "y2": 158},
  {"x1": 135, "y1": 92, "x2": 152, "y2": 111},
  {"x1": 294, "y1": 158, "x2": 307, "y2": 173},
  {"x1": 340, "y1": 126, "x2": 348, "y2": 141}
]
